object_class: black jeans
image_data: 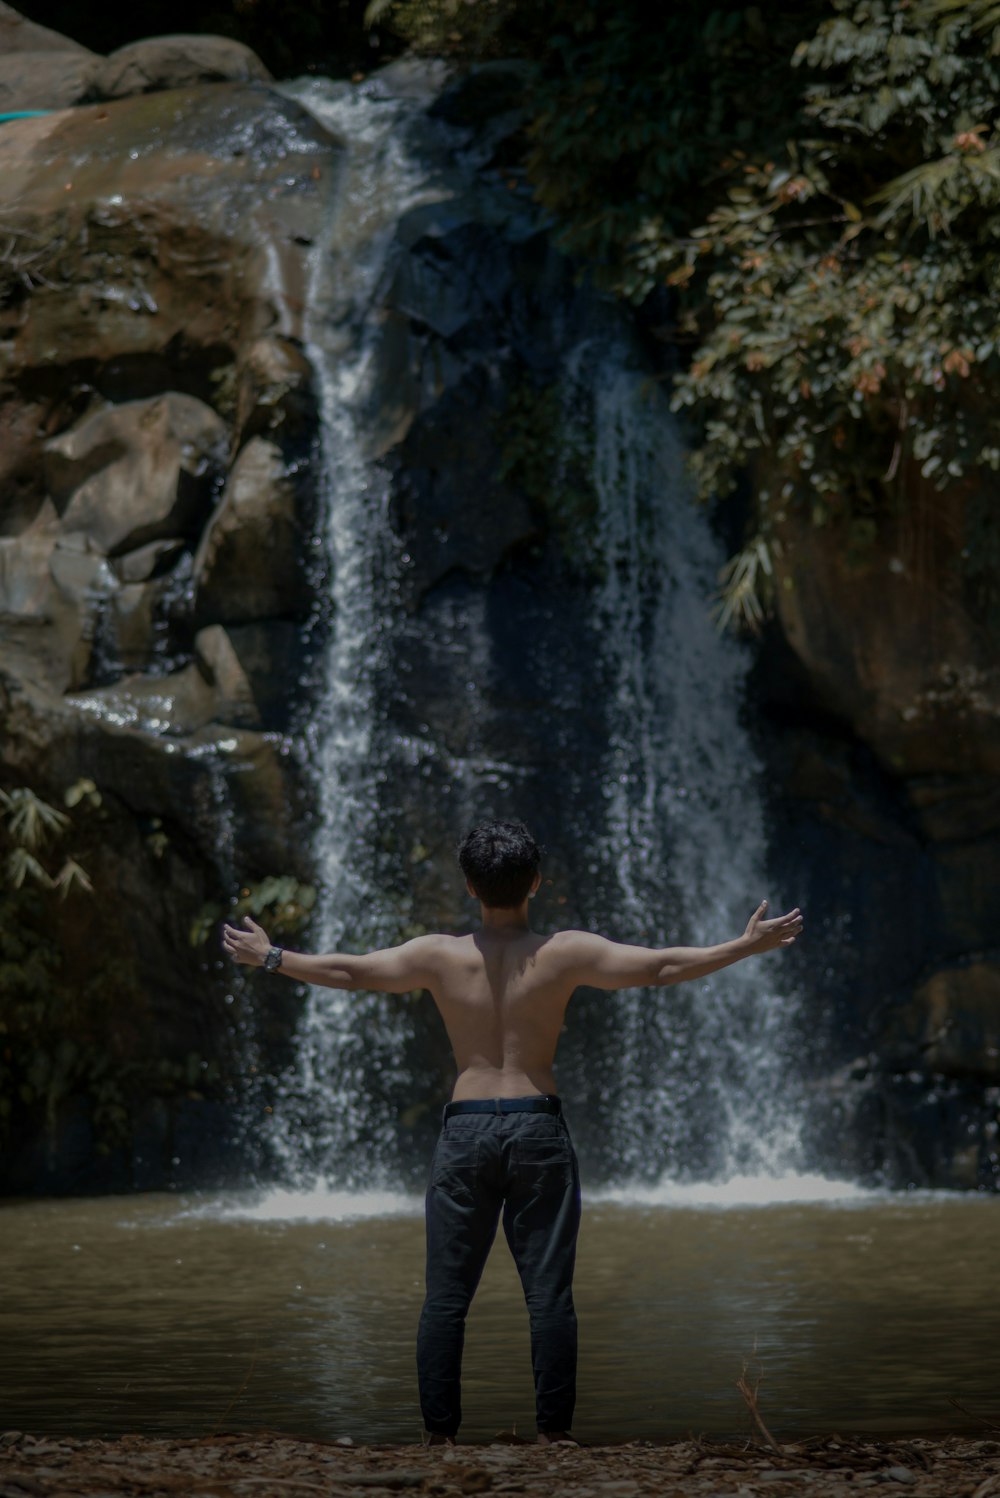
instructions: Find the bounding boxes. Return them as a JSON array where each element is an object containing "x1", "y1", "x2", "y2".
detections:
[{"x1": 416, "y1": 1100, "x2": 581, "y2": 1437}]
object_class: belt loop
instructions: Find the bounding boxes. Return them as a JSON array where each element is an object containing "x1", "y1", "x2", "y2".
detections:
[{"x1": 494, "y1": 1098, "x2": 502, "y2": 1115}]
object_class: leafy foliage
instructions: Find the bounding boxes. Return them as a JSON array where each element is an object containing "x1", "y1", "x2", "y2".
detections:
[
  {"x1": 655, "y1": 0, "x2": 1000, "y2": 621},
  {"x1": 376, "y1": 0, "x2": 1000, "y2": 625},
  {"x1": 0, "y1": 781, "x2": 97, "y2": 895},
  {"x1": 191, "y1": 875, "x2": 317, "y2": 948},
  {"x1": 0, "y1": 779, "x2": 227, "y2": 1163},
  {"x1": 375, "y1": 2, "x2": 827, "y2": 295},
  {"x1": 364, "y1": 0, "x2": 529, "y2": 55},
  {"x1": 0, "y1": 781, "x2": 124, "y2": 1152}
]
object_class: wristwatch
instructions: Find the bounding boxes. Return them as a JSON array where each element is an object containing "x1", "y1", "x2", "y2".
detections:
[{"x1": 263, "y1": 945, "x2": 284, "y2": 972}]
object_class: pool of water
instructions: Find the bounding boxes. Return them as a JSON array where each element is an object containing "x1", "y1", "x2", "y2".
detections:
[{"x1": 3, "y1": 1178, "x2": 998, "y2": 1444}]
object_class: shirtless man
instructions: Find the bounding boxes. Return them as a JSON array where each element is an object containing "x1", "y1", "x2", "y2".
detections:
[{"x1": 223, "y1": 818, "x2": 803, "y2": 1446}]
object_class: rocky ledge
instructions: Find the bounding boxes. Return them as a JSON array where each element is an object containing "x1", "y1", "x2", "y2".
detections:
[{"x1": 1, "y1": 1431, "x2": 999, "y2": 1498}]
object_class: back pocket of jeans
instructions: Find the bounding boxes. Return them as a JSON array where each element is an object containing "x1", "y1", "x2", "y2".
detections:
[
  {"x1": 513, "y1": 1134, "x2": 573, "y2": 1168},
  {"x1": 432, "y1": 1134, "x2": 481, "y2": 1187}
]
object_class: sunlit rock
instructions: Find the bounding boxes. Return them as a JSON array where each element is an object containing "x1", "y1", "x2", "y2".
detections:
[
  {"x1": 68, "y1": 663, "x2": 217, "y2": 737},
  {"x1": 44, "y1": 394, "x2": 227, "y2": 557}
]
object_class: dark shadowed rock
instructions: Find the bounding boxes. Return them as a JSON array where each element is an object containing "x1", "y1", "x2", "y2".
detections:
[
  {"x1": 111, "y1": 537, "x2": 187, "y2": 584},
  {"x1": 901, "y1": 963, "x2": 1000, "y2": 1080},
  {"x1": 236, "y1": 337, "x2": 316, "y2": 444},
  {"x1": 193, "y1": 437, "x2": 301, "y2": 626},
  {"x1": 195, "y1": 624, "x2": 261, "y2": 728},
  {"x1": 195, "y1": 620, "x2": 300, "y2": 729}
]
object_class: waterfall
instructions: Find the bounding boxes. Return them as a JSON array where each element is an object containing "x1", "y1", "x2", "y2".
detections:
[
  {"x1": 264, "y1": 71, "x2": 804, "y2": 1193},
  {"x1": 266, "y1": 72, "x2": 448, "y2": 1186},
  {"x1": 566, "y1": 347, "x2": 803, "y2": 1181}
]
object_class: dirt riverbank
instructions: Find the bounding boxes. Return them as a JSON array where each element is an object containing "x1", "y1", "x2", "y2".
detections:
[{"x1": 2, "y1": 1430, "x2": 999, "y2": 1497}]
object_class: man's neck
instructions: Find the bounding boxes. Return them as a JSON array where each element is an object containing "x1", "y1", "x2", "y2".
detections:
[{"x1": 479, "y1": 900, "x2": 532, "y2": 933}]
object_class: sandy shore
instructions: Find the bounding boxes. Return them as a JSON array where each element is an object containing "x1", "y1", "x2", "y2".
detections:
[{"x1": 2, "y1": 1430, "x2": 999, "y2": 1497}]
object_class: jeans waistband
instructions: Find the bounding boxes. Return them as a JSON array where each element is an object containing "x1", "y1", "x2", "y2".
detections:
[{"x1": 444, "y1": 1095, "x2": 562, "y2": 1119}]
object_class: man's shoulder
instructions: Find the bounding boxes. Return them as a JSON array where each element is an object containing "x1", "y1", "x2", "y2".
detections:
[
  {"x1": 538, "y1": 928, "x2": 607, "y2": 965},
  {"x1": 407, "y1": 931, "x2": 473, "y2": 963},
  {"x1": 545, "y1": 927, "x2": 605, "y2": 949}
]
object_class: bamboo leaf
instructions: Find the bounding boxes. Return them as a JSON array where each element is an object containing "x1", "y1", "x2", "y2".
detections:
[
  {"x1": 51, "y1": 859, "x2": 94, "y2": 899},
  {"x1": 2, "y1": 788, "x2": 69, "y2": 850}
]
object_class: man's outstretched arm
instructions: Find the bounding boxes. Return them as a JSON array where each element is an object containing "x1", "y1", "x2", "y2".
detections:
[
  {"x1": 222, "y1": 916, "x2": 436, "y2": 993},
  {"x1": 560, "y1": 901, "x2": 803, "y2": 991}
]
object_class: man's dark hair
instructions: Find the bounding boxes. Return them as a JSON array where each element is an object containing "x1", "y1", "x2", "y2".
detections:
[{"x1": 458, "y1": 819, "x2": 541, "y2": 909}]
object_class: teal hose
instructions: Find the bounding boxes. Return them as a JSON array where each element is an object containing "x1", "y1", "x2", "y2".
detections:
[{"x1": 0, "y1": 111, "x2": 52, "y2": 122}]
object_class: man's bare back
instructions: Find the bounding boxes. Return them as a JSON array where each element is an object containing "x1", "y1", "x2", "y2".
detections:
[{"x1": 223, "y1": 897, "x2": 802, "y2": 1101}]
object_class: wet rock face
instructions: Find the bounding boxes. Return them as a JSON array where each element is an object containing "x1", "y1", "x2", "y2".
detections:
[
  {"x1": 0, "y1": 77, "x2": 333, "y2": 716},
  {"x1": 0, "y1": 44, "x2": 332, "y2": 1190}
]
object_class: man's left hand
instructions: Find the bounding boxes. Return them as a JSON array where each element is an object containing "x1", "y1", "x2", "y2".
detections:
[{"x1": 222, "y1": 914, "x2": 271, "y2": 966}]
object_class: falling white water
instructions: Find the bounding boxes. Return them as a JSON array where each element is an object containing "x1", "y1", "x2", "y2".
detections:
[
  {"x1": 266, "y1": 72, "x2": 450, "y2": 1187},
  {"x1": 566, "y1": 346, "x2": 803, "y2": 1181},
  {"x1": 260, "y1": 72, "x2": 805, "y2": 1193}
]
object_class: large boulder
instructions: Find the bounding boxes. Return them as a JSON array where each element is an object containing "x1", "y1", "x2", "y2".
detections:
[
  {"x1": 770, "y1": 475, "x2": 1000, "y2": 777},
  {"x1": 0, "y1": 8, "x2": 272, "y2": 114},
  {"x1": 195, "y1": 620, "x2": 300, "y2": 729},
  {"x1": 95, "y1": 35, "x2": 272, "y2": 99},
  {"x1": 0, "y1": 2, "x2": 101, "y2": 112},
  {"x1": 0, "y1": 83, "x2": 334, "y2": 371}
]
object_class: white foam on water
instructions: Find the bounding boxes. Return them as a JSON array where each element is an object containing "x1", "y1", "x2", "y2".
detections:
[
  {"x1": 592, "y1": 1172, "x2": 874, "y2": 1210},
  {"x1": 178, "y1": 1186, "x2": 423, "y2": 1225}
]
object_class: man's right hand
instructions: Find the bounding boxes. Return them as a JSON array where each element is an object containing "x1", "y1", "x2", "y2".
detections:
[{"x1": 742, "y1": 901, "x2": 803, "y2": 953}]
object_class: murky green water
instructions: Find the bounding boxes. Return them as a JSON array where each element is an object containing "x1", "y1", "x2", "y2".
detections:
[{"x1": 3, "y1": 1182, "x2": 998, "y2": 1444}]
